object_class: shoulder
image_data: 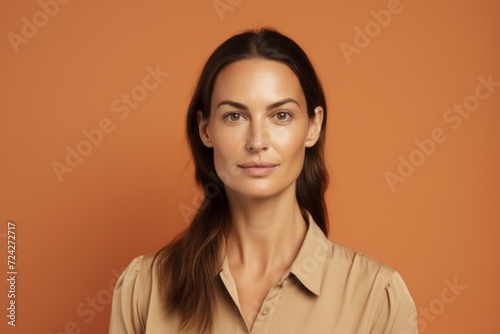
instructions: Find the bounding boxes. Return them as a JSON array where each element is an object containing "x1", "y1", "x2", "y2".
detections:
[
  {"x1": 307, "y1": 220, "x2": 409, "y2": 292},
  {"x1": 324, "y1": 241, "x2": 417, "y2": 332},
  {"x1": 328, "y1": 241, "x2": 395, "y2": 280},
  {"x1": 109, "y1": 253, "x2": 158, "y2": 333},
  {"x1": 303, "y1": 220, "x2": 417, "y2": 332},
  {"x1": 325, "y1": 240, "x2": 408, "y2": 296},
  {"x1": 306, "y1": 220, "x2": 397, "y2": 285},
  {"x1": 115, "y1": 253, "x2": 157, "y2": 293}
]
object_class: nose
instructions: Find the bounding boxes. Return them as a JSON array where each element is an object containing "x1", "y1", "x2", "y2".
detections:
[{"x1": 245, "y1": 120, "x2": 269, "y2": 152}]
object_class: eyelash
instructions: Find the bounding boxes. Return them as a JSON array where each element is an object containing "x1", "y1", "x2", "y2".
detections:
[
  {"x1": 223, "y1": 112, "x2": 244, "y2": 122},
  {"x1": 273, "y1": 111, "x2": 293, "y2": 122}
]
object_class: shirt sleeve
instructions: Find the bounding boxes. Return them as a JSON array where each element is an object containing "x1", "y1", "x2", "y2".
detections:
[
  {"x1": 371, "y1": 271, "x2": 418, "y2": 334},
  {"x1": 109, "y1": 256, "x2": 151, "y2": 334}
]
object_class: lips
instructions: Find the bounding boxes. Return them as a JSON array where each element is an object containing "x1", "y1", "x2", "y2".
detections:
[{"x1": 238, "y1": 162, "x2": 278, "y2": 176}]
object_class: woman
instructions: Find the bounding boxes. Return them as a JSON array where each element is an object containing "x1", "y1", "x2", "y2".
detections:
[{"x1": 109, "y1": 28, "x2": 417, "y2": 333}]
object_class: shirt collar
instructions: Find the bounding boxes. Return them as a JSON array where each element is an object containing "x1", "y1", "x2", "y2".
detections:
[
  {"x1": 217, "y1": 212, "x2": 330, "y2": 296},
  {"x1": 288, "y1": 213, "x2": 329, "y2": 296}
]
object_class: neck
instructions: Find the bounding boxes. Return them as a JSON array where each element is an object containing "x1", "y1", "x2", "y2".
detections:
[{"x1": 225, "y1": 188, "x2": 308, "y2": 276}]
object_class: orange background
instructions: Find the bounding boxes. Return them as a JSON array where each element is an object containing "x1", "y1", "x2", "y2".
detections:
[{"x1": 1, "y1": 0, "x2": 499, "y2": 333}]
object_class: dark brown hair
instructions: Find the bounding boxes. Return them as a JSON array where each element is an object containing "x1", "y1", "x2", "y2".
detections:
[{"x1": 155, "y1": 27, "x2": 329, "y2": 332}]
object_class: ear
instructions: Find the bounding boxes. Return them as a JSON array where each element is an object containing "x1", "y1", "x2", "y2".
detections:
[
  {"x1": 305, "y1": 106, "x2": 324, "y2": 148},
  {"x1": 197, "y1": 111, "x2": 213, "y2": 147}
]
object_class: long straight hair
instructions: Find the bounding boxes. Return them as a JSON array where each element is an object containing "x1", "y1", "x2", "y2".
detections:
[{"x1": 155, "y1": 28, "x2": 329, "y2": 333}]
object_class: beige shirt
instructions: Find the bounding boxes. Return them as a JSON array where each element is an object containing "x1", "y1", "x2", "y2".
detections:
[{"x1": 110, "y1": 217, "x2": 417, "y2": 333}]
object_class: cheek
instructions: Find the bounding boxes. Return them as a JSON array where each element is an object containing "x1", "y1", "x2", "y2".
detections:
[
  {"x1": 211, "y1": 132, "x2": 239, "y2": 169},
  {"x1": 272, "y1": 127, "x2": 308, "y2": 162}
]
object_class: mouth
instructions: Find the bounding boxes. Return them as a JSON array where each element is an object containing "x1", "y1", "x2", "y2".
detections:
[{"x1": 237, "y1": 162, "x2": 278, "y2": 177}]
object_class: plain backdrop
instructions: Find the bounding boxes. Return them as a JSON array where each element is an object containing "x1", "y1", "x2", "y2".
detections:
[{"x1": 1, "y1": 0, "x2": 499, "y2": 333}]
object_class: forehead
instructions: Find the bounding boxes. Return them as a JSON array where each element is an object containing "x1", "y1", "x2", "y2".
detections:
[{"x1": 211, "y1": 59, "x2": 305, "y2": 107}]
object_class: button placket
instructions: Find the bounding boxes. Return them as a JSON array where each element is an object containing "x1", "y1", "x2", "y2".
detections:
[{"x1": 252, "y1": 283, "x2": 285, "y2": 333}]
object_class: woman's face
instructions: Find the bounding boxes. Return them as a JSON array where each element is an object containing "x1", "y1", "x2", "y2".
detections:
[{"x1": 198, "y1": 59, "x2": 323, "y2": 200}]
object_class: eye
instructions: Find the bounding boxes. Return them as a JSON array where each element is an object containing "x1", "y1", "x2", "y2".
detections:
[
  {"x1": 273, "y1": 111, "x2": 293, "y2": 122},
  {"x1": 223, "y1": 112, "x2": 243, "y2": 122}
]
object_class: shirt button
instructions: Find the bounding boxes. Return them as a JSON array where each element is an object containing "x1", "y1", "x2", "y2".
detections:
[{"x1": 261, "y1": 307, "x2": 270, "y2": 316}]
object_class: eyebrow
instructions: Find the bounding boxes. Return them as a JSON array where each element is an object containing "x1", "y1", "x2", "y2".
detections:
[{"x1": 216, "y1": 98, "x2": 300, "y2": 111}]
